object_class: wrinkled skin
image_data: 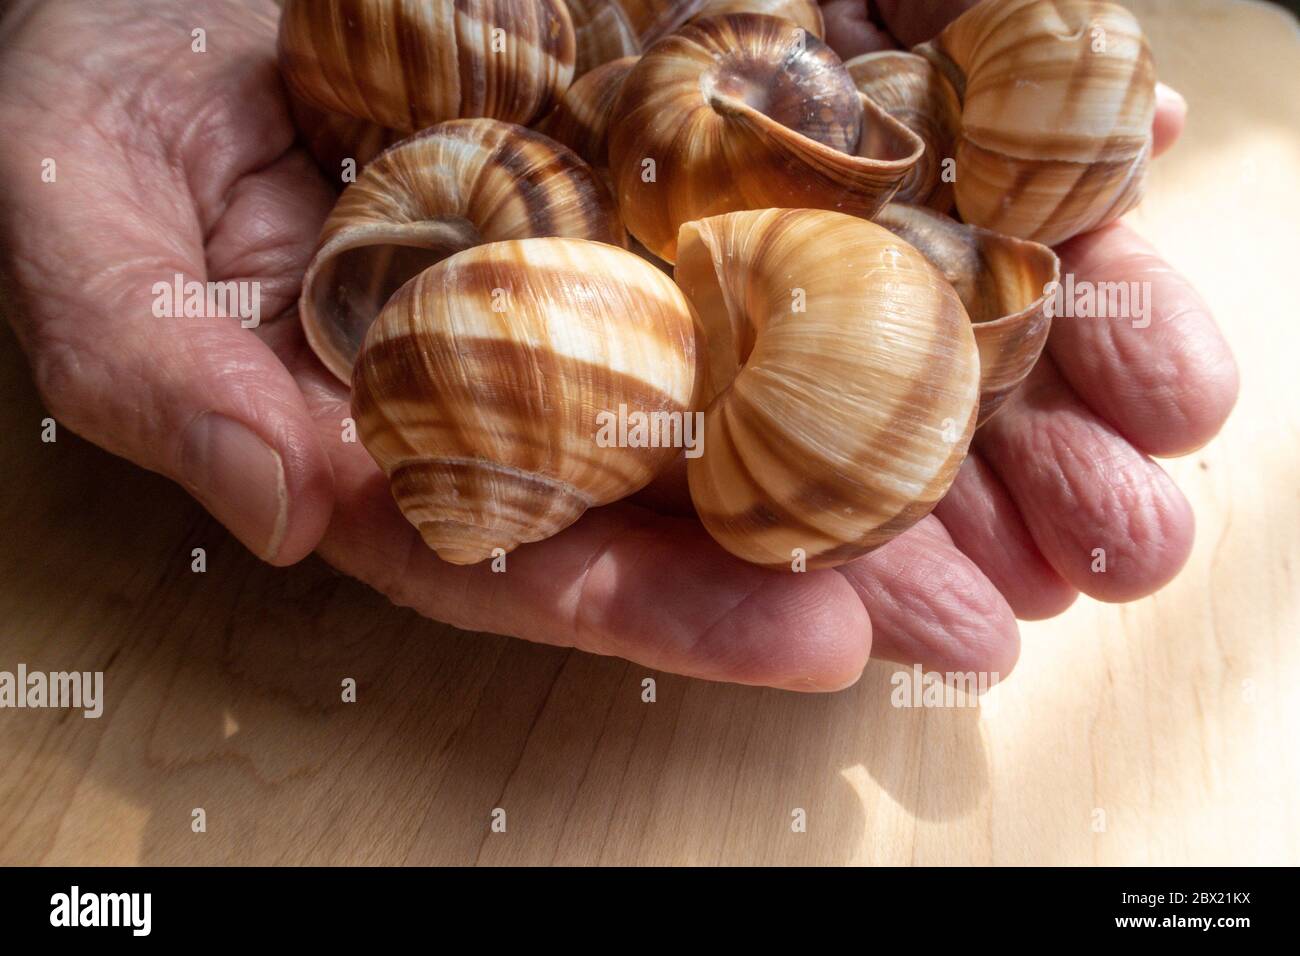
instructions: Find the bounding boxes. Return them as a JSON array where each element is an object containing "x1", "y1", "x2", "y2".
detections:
[{"x1": 0, "y1": 0, "x2": 1237, "y2": 690}]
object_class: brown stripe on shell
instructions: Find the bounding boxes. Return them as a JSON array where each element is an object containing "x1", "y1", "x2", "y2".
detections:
[
  {"x1": 691, "y1": 0, "x2": 825, "y2": 38},
  {"x1": 373, "y1": 259, "x2": 681, "y2": 335},
  {"x1": 354, "y1": 333, "x2": 692, "y2": 489}
]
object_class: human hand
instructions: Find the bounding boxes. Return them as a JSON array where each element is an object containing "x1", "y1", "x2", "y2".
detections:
[
  {"x1": 0, "y1": 0, "x2": 335, "y2": 565},
  {"x1": 0, "y1": 0, "x2": 1237, "y2": 692}
]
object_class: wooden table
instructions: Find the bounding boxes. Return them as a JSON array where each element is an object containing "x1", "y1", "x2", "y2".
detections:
[{"x1": 2, "y1": 0, "x2": 1297, "y2": 865}]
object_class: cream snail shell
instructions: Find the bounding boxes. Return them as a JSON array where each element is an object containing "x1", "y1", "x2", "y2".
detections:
[
  {"x1": 913, "y1": 0, "x2": 1158, "y2": 245},
  {"x1": 609, "y1": 13, "x2": 923, "y2": 261},
  {"x1": 299, "y1": 119, "x2": 624, "y2": 383},
  {"x1": 278, "y1": 0, "x2": 577, "y2": 131},
  {"x1": 676, "y1": 208, "x2": 981, "y2": 569},
  {"x1": 352, "y1": 238, "x2": 701, "y2": 565},
  {"x1": 875, "y1": 203, "x2": 1060, "y2": 425}
]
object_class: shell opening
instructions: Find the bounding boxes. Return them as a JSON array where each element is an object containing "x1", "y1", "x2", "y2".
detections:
[
  {"x1": 695, "y1": 15, "x2": 863, "y2": 155},
  {"x1": 302, "y1": 218, "x2": 483, "y2": 382}
]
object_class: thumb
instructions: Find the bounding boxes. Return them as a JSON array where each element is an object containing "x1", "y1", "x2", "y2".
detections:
[
  {"x1": 4, "y1": 262, "x2": 334, "y2": 565},
  {"x1": 0, "y1": 137, "x2": 333, "y2": 565}
]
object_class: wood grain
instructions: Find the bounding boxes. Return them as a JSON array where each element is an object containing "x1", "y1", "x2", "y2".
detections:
[{"x1": 1, "y1": 0, "x2": 1298, "y2": 865}]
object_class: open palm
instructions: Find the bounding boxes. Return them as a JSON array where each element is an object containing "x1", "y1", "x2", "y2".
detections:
[{"x1": 0, "y1": 0, "x2": 1237, "y2": 689}]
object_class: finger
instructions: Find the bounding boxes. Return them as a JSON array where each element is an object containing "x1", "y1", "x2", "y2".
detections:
[
  {"x1": 933, "y1": 453, "x2": 1078, "y2": 620},
  {"x1": 327, "y1": 479, "x2": 873, "y2": 692},
  {"x1": 836, "y1": 516, "x2": 1021, "y2": 680},
  {"x1": 7, "y1": 276, "x2": 335, "y2": 564},
  {"x1": 1047, "y1": 223, "x2": 1238, "y2": 457},
  {"x1": 821, "y1": 0, "x2": 897, "y2": 58},
  {"x1": 976, "y1": 357, "x2": 1195, "y2": 602},
  {"x1": 203, "y1": 148, "x2": 337, "y2": 330},
  {"x1": 1152, "y1": 83, "x2": 1187, "y2": 157}
]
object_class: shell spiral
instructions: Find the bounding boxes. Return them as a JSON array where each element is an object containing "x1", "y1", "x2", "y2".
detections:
[
  {"x1": 845, "y1": 51, "x2": 962, "y2": 212},
  {"x1": 675, "y1": 209, "x2": 981, "y2": 569},
  {"x1": 352, "y1": 238, "x2": 701, "y2": 565},
  {"x1": 608, "y1": 13, "x2": 923, "y2": 262},
  {"x1": 278, "y1": 0, "x2": 577, "y2": 131},
  {"x1": 299, "y1": 119, "x2": 624, "y2": 382}
]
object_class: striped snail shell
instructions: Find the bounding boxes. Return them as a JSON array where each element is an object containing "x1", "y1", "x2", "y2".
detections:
[
  {"x1": 914, "y1": 0, "x2": 1157, "y2": 245},
  {"x1": 299, "y1": 119, "x2": 625, "y2": 383},
  {"x1": 352, "y1": 238, "x2": 701, "y2": 565},
  {"x1": 875, "y1": 203, "x2": 1059, "y2": 425},
  {"x1": 561, "y1": 0, "x2": 704, "y2": 76},
  {"x1": 608, "y1": 13, "x2": 923, "y2": 262},
  {"x1": 287, "y1": 89, "x2": 403, "y2": 177},
  {"x1": 845, "y1": 50, "x2": 961, "y2": 212},
  {"x1": 537, "y1": 2, "x2": 833, "y2": 180},
  {"x1": 278, "y1": 0, "x2": 577, "y2": 131},
  {"x1": 676, "y1": 208, "x2": 981, "y2": 569},
  {"x1": 690, "y1": 0, "x2": 824, "y2": 37},
  {"x1": 535, "y1": 56, "x2": 639, "y2": 170}
]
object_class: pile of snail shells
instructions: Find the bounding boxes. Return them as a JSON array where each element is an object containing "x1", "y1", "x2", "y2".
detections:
[{"x1": 282, "y1": 0, "x2": 1152, "y2": 570}]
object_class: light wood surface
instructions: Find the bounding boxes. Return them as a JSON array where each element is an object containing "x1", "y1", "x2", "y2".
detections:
[{"x1": 1, "y1": 0, "x2": 1297, "y2": 866}]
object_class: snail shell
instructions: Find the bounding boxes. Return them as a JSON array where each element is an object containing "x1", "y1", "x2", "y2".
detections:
[
  {"x1": 352, "y1": 238, "x2": 701, "y2": 565},
  {"x1": 562, "y1": 0, "x2": 704, "y2": 76},
  {"x1": 845, "y1": 51, "x2": 961, "y2": 212},
  {"x1": 299, "y1": 119, "x2": 624, "y2": 383},
  {"x1": 690, "y1": 0, "x2": 824, "y2": 37},
  {"x1": 875, "y1": 203, "x2": 1059, "y2": 424},
  {"x1": 609, "y1": 13, "x2": 923, "y2": 261},
  {"x1": 534, "y1": 56, "x2": 639, "y2": 170},
  {"x1": 676, "y1": 208, "x2": 981, "y2": 569},
  {"x1": 561, "y1": 0, "x2": 824, "y2": 76},
  {"x1": 278, "y1": 0, "x2": 577, "y2": 131},
  {"x1": 915, "y1": 0, "x2": 1157, "y2": 245},
  {"x1": 287, "y1": 88, "x2": 402, "y2": 178}
]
